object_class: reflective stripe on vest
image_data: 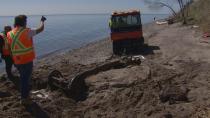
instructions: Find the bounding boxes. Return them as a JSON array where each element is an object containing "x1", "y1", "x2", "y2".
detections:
[{"x1": 9, "y1": 28, "x2": 33, "y2": 56}]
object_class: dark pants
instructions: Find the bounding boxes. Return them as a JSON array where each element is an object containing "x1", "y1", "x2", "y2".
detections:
[
  {"x1": 15, "y1": 62, "x2": 33, "y2": 99},
  {"x1": 3, "y1": 55, "x2": 13, "y2": 79}
]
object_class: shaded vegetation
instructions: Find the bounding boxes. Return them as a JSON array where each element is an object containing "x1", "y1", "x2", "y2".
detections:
[{"x1": 186, "y1": 0, "x2": 210, "y2": 32}]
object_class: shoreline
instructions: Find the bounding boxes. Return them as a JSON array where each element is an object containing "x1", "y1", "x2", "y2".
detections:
[
  {"x1": 36, "y1": 36, "x2": 109, "y2": 60},
  {"x1": 35, "y1": 22, "x2": 156, "y2": 62},
  {"x1": 0, "y1": 21, "x2": 150, "y2": 73},
  {"x1": 0, "y1": 21, "x2": 165, "y2": 75},
  {"x1": 32, "y1": 21, "x2": 167, "y2": 77}
]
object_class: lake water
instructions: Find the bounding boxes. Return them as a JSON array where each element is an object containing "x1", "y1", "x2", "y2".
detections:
[{"x1": 0, "y1": 14, "x2": 169, "y2": 58}]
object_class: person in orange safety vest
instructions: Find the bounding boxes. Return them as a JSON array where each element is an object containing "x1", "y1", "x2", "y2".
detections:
[
  {"x1": 7, "y1": 15, "x2": 46, "y2": 105},
  {"x1": 0, "y1": 26, "x2": 14, "y2": 79}
]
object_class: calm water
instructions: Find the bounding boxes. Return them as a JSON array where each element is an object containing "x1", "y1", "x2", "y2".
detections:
[{"x1": 0, "y1": 14, "x2": 169, "y2": 58}]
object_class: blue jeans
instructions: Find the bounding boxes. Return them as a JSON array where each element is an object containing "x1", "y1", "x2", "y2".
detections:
[
  {"x1": 3, "y1": 55, "x2": 14, "y2": 79},
  {"x1": 15, "y1": 61, "x2": 33, "y2": 99}
]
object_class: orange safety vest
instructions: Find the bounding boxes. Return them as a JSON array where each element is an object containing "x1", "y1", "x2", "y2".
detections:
[
  {"x1": 7, "y1": 27, "x2": 35, "y2": 64},
  {"x1": 0, "y1": 32, "x2": 10, "y2": 56}
]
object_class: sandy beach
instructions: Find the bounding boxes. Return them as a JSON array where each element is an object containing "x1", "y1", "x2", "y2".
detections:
[{"x1": 1, "y1": 22, "x2": 210, "y2": 118}]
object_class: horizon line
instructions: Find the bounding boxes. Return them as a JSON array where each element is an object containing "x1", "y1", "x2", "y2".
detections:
[{"x1": 0, "y1": 13, "x2": 170, "y2": 17}]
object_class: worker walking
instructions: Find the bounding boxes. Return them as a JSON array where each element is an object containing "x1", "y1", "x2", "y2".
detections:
[
  {"x1": 0, "y1": 26, "x2": 14, "y2": 79},
  {"x1": 7, "y1": 15, "x2": 46, "y2": 105}
]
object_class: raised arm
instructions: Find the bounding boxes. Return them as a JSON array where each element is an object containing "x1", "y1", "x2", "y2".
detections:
[{"x1": 35, "y1": 16, "x2": 46, "y2": 34}]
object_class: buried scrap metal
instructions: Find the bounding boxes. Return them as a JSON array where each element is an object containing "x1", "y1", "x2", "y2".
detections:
[{"x1": 47, "y1": 56, "x2": 144, "y2": 101}]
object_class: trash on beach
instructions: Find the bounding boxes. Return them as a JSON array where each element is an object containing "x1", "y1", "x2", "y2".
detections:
[
  {"x1": 32, "y1": 89, "x2": 49, "y2": 99},
  {"x1": 192, "y1": 25, "x2": 199, "y2": 28},
  {"x1": 133, "y1": 55, "x2": 146, "y2": 60},
  {"x1": 156, "y1": 21, "x2": 168, "y2": 25},
  {"x1": 121, "y1": 56, "x2": 144, "y2": 64}
]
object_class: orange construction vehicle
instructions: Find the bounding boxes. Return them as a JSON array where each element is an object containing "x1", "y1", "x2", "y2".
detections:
[{"x1": 109, "y1": 10, "x2": 144, "y2": 54}]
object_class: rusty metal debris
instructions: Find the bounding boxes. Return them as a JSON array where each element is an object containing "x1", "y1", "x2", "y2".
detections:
[{"x1": 48, "y1": 56, "x2": 143, "y2": 101}]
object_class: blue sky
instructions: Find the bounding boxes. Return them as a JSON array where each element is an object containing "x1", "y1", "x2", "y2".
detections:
[{"x1": 0, "y1": 0, "x2": 180, "y2": 16}]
